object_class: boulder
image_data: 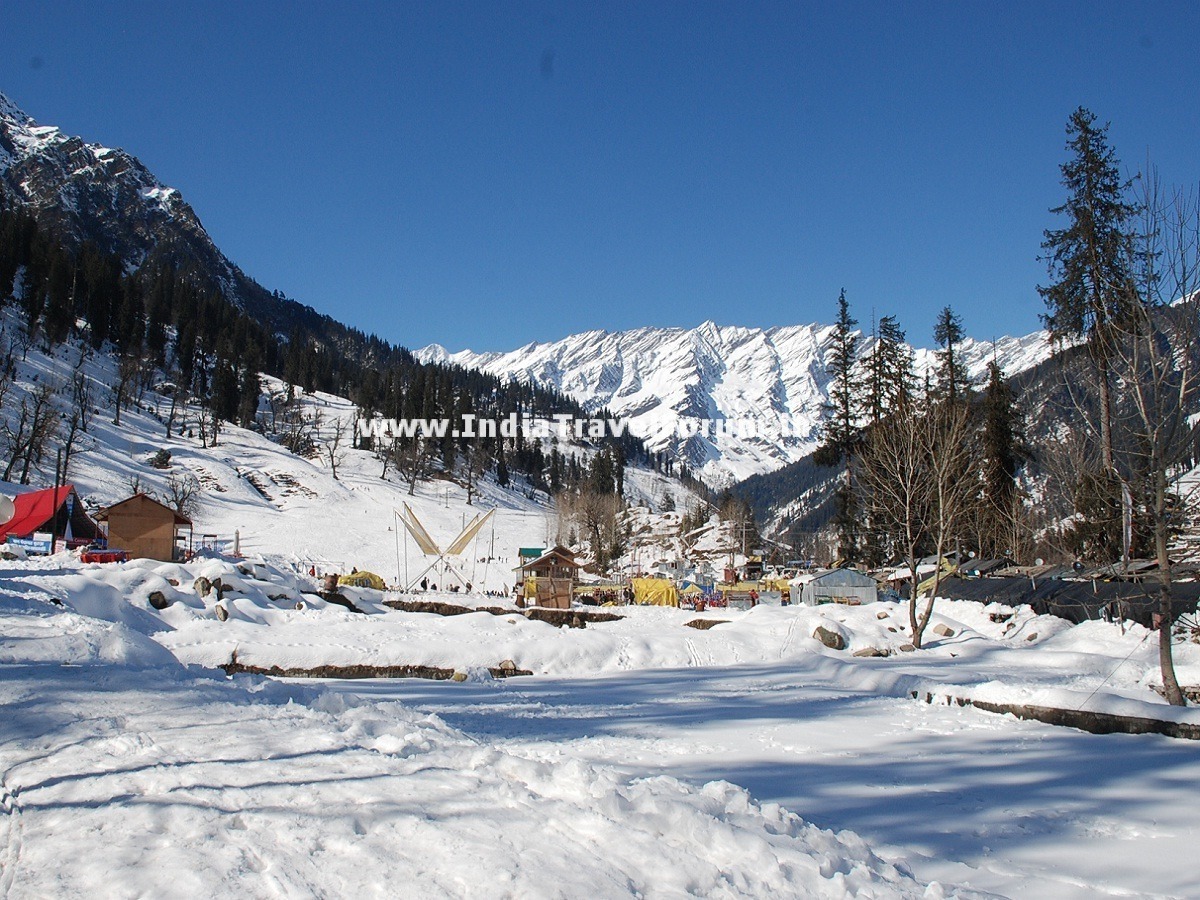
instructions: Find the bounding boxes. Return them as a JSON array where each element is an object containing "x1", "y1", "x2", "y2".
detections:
[
  {"x1": 898, "y1": 643, "x2": 916, "y2": 652},
  {"x1": 1025, "y1": 632, "x2": 1039, "y2": 642},
  {"x1": 215, "y1": 603, "x2": 229, "y2": 622},
  {"x1": 147, "y1": 590, "x2": 170, "y2": 610},
  {"x1": 932, "y1": 623, "x2": 955, "y2": 638},
  {"x1": 685, "y1": 618, "x2": 729, "y2": 630},
  {"x1": 320, "y1": 591, "x2": 364, "y2": 614},
  {"x1": 852, "y1": 647, "x2": 887, "y2": 658},
  {"x1": 813, "y1": 625, "x2": 845, "y2": 651}
]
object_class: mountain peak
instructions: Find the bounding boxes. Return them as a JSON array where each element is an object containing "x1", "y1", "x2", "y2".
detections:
[{"x1": 0, "y1": 91, "x2": 32, "y2": 125}]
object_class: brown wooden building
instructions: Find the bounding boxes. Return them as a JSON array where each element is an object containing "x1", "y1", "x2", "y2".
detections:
[
  {"x1": 515, "y1": 545, "x2": 582, "y2": 610},
  {"x1": 97, "y1": 494, "x2": 192, "y2": 562}
]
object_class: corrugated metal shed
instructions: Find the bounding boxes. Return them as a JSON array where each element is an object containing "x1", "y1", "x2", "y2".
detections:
[{"x1": 796, "y1": 568, "x2": 878, "y2": 606}]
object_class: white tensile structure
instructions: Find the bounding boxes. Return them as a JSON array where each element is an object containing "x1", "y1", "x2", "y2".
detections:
[{"x1": 394, "y1": 503, "x2": 495, "y2": 592}]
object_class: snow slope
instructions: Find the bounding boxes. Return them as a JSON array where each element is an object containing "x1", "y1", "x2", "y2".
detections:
[
  {"x1": 0, "y1": 311, "x2": 695, "y2": 593},
  {"x1": 419, "y1": 322, "x2": 1050, "y2": 486}
]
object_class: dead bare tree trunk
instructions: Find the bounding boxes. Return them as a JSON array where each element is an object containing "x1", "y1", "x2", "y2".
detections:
[
  {"x1": 1109, "y1": 171, "x2": 1200, "y2": 705},
  {"x1": 324, "y1": 417, "x2": 347, "y2": 480}
]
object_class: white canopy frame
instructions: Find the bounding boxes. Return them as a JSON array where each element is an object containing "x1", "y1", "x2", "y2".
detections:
[{"x1": 395, "y1": 503, "x2": 495, "y2": 592}]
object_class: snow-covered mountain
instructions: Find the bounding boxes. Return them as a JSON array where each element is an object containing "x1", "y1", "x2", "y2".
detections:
[
  {"x1": 0, "y1": 92, "x2": 236, "y2": 287},
  {"x1": 419, "y1": 322, "x2": 1051, "y2": 486},
  {"x1": 0, "y1": 92, "x2": 370, "y2": 351}
]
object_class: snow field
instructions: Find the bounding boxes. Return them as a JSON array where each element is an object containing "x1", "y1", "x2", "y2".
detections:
[
  {"x1": 6, "y1": 547, "x2": 1200, "y2": 896},
  {"x1": 0, "y1": 626, "x2": 936, "y2": 898}
]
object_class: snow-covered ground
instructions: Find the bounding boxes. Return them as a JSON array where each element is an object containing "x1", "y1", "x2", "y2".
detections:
[{"x1": 4, "y1": 547, "x2": 1200, "y2": 897}]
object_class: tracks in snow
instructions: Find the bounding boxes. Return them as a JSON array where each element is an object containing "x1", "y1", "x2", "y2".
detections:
[{"x1": 0, "y1": 779, "x2": 23, "y2": 898}]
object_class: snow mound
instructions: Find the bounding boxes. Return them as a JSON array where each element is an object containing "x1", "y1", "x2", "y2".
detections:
[{"x1": 0, "y1": 595, "x2": 178, "y2": 668}]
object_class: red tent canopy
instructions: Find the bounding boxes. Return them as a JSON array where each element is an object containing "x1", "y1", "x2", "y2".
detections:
[{"x1": 0, "y1": 485, "x2": 99, "y2": 541}]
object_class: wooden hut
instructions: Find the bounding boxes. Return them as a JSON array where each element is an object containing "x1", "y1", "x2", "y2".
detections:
[
  {"x1": 97, "y1": 494, "x2": 192, "y2": 562},
  {"x1": 515, "y1": 545, "x2": 582, "y2": 610}
]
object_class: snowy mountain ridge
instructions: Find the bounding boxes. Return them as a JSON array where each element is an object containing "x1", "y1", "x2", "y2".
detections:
[
  {"x1": 0, "y1": 91, "x2": 235, "y2": 285},
  {"x1": 419, "y1": 321, "x2": 1052, "y2": 486}
]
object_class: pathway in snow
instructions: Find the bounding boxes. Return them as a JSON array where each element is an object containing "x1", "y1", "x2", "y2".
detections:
[{"x1": 331, "y1": 661, "x2": 1200, "y2": 899}]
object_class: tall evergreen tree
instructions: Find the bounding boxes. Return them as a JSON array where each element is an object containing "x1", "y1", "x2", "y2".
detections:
[
  {"x1": 814, "y1": 289, "x2": 863, "y2": 561},
  {"x1": 42, "y1": 253, "x2": 74, "y2": 345},
  {"x1": 1039, "y1": 107, "x2": 1139, "y2": 471},
  {"x1": 860, "y1": 313, "x2": 915, "y2": 566},
  {"x1": 932, "y1": 306, "x2": 969, "y2": 405},
  {"x1": 865, "y1": 314, "x2": 913, "y2": 425},
  {"x1": 978, "y1": 360, "x2": 1026, "y2": 558}
]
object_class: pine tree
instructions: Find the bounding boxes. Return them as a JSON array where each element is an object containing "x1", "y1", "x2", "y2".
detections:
[
  {"x1": 496, "y1": 441, "x2": 509, "y2": 487},
  {"x1": 814, "y1": 289, "x2": 863, "y2": 561},
  {"x1": 978, "y1": 360, "x2": 1026, "y2": 558},
  {"x1": 865, "y1": 314, "x2": 913, "y2": 425},
  {"x1": 237, "y1": 347, "x2": 262, "y2": 428},
  {"x1": 42, "y1": 252, "x2": 74, "y2": 345},
  {"x1": 1039, "y1": 107, "x2": 1138, "y2": 471},
  {"x1": 211, "y1": 351, "x2": 240, "y2": 423},
  {"x1": 933, "y1": 306, "x2": 969, "y2": 405}
]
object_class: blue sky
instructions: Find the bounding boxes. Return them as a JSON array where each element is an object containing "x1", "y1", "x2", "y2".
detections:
[{"x1": 2, "y1": 2, "x2": 1199, "y2": 353}]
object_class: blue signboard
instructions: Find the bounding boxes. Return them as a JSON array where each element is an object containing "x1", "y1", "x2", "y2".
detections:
[{"x1": 6, "y1": 536, "x2": 53, "y2": 554}]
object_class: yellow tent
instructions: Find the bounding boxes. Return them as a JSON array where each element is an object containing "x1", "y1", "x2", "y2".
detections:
[
  {"x1": 632, "y1": 578, "x2": 679, "y2": 607},
  {"x1": 339, "y1": 570, "x2": 387, "y2": 591}
]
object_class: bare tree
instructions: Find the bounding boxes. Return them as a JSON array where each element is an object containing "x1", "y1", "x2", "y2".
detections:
[
  {"x1": 1108, "y1": 173, "x2": 1200, "y2": 705},
  {"x1": 197, "y1": 402, "x2": 222, "y2": 449},
  {"x1": 322, "y1": 415, "x2": 348, "y2": 481},
  {"x1": 59, "y1": 370, "x2": 97, "y2": 482},
  {"x1": 394, "y1": 436, "x2": 436, "y2": 496},
  {"x1": 14, "y1": 318, "x2": 37, "y2": 362},
  {"x1": 857, "y1": 394, "x2": 977, "y2": 648},
  {"x1": 112, "y1": 353, "x2": 144, "y2": 427},
  {"x1": 163, "y1": 471, "x2": 202, "y2": 519},
  {"x1": 464, "y1": 440, "x2": 490, "y2": 505},
  {"x1": 276, "y1": 398, "x2": 319, "y2": 458},
  {"x1": 2, "y1": 384, "x2": 59, "y2": 485},
  {"x1": 1, "y1": 397, "x2": 32, "y2": 482},
  {"x1": 163, "y1": 380, "x2": 185, "y2": 439},
  {"x1": 1028, "y1": 427, "x2": 1100, "y2": 562},
  {"x1": 0, "y1": 352, "x2": 12, "y2": 417},
  {"x1": 571, "y1": 488, "x2": 627, "y2": 574}
]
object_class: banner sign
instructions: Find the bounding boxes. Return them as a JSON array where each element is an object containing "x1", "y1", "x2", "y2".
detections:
[{"x1": 6, "y1": 536, "x2": 52, "y2": 554}]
